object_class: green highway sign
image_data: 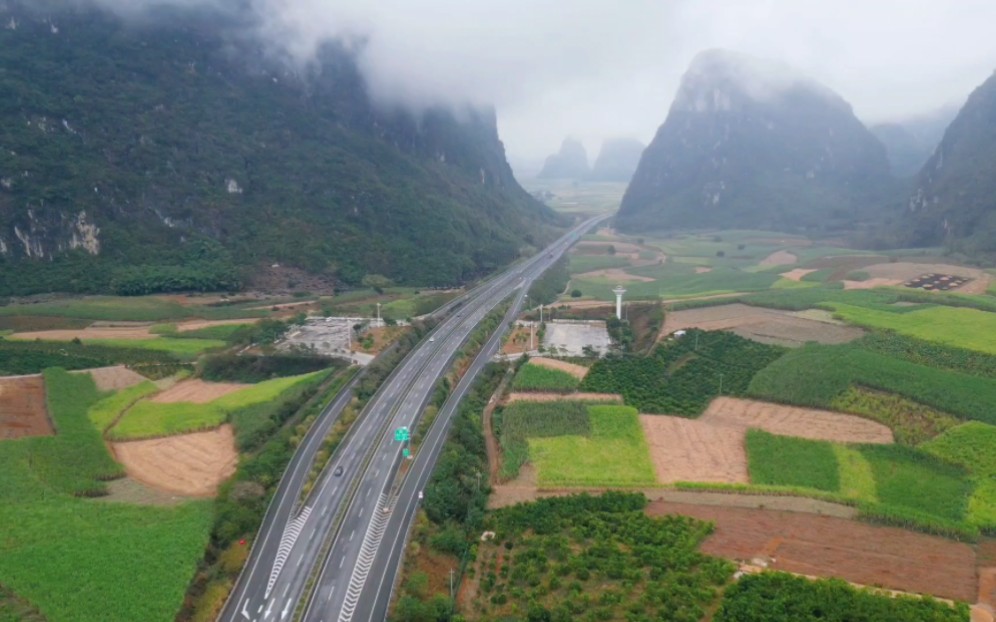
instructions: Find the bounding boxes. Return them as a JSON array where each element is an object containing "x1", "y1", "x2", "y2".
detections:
[
  {"x1": 394, "y1": 426, "x2": 410, "y2": 442},
  {"x1": 403, "y1": 448, "x2": 410, "y2": 458}
]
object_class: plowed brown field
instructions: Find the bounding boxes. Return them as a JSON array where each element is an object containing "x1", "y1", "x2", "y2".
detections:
[
  {"x1": 701, "y1": 397, "x2": 894, "y2": 444},
  {"x1": 73, "y1": 365, "x2": 148, "y2": 391},
  {"x1": 640, "y1": 415, "x2": 748, "y2": 484},
  {"x1": 0, "y1": 375, "x2": 51, "y2": 439},
  {"x1": 658, "y1": 303, "x2": 864, "y2": 347},
  {"x1": 759, "y1": 250, "x2": 797, "y2": 267},
  {"x1": 112, "y1": 424, "x2": 238, "y2": 496},
  {"x1": 150, "y1": 379, "x2": 248, "y2": 404},
  {"x1": 647, "y1": 500, "x2": 977, "y2": 603}
]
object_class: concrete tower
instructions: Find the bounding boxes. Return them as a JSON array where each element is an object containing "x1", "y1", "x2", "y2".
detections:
[{"x1": 612, "y1": 285, "x2": 626, "y2": 320}]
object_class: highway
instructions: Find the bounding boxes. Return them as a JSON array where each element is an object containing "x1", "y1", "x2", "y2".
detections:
[{"x1": 220, "y1": 215, "x2": 605, "y2": 622}]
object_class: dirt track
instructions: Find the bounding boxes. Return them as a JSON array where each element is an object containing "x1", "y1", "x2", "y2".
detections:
[
  {"x1": 647, "y1": 500, "x2": 977, "y2": 603},
  {"x1": 759, "y1": 250, "x2": 798, "y2": 267},
  {"x1": 701, "y1": 397, "x2": 894, "y2": 444},
  {"x1": 10, "y1": 318, "x2": 256, "y2": 341},
  {"x1": 150, "y1": 379, "x2": 248, "y2": 404},
  {"x1": 0, "y1": 375, "x2": 52, "y2": 439},
  {"x1": 780, "y1": 268, "x2": 817, "y2": 281},
  {"x1": 112, "y1": 424, "x2": 238, "y2": 496},
  {"x1": 576, "y1": 268, "x2": 655, "y2": 283}
]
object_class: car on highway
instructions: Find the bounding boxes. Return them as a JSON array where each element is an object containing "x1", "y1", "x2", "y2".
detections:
[
  {"x1": 333, "y1": 465, "x2": 344, "y2": 476},
  {"x1": 429, "y1": 336, "x2": 435, "y2": 342}
]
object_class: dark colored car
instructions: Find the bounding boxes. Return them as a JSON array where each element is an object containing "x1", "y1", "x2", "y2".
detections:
[{"x1": 334, "y1": 465, "x2": 344, "y2": 476}]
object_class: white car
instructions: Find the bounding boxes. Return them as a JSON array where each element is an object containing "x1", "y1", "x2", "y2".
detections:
[
  {"x1": 418, "y1": 491, "x2": 423, "y2": 500},
  {"x1": 429, "y1": 337, "x2": 435, "y2": 342}
]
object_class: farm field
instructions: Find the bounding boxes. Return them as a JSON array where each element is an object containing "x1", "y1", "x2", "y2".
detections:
[
  {"x1": 701, "y1": 397, "x2": 893, "y2": 444},
  {"x1": 748, "y1": 342, "x2": 996, "y2": 424},
  {"x1": 828, "y1": 303, "x2": 996, "y2": 354},
  {"x1": 150, "y1": 379, "x2": 248, "y2": 404},
  {"x1": 0, "y1": 368, "x2": 213, "y2": 621},
  {"x1": 509, "y1": 361, "x2": 581, "y2": 392},
  {"x1": 528, "y1": 405, "x2": 657, "y2": 487},
  {"x1": 109, "y1": 370, "x2": 329, "y2": 440},
  {"x1": 646, "y1": 499, "x2": 977, "y2": 603},
  {"x1": 640, "y1": 415, "x2": 748, "y2": 484},
  {"x1": 112, "y1": 425, "x2": 238, "y2": 496},
  {"x1": 0, "y1": 294, "x2": 271, "y2": 322},
  {"x1": 527, "y1": 356, "x2": 588, "y2": 379},
  {"x1": 7, "y1": 318, "x2": 257, "y2": 342},
  {"x1": 658, "y1": 303, "x2": 864, "y2": 346},
  {"x1": 504, "y1": 391, "x2": 621, "y2": 403},
  {"x1": 0, "y1": 375, "x2": 51, "y2": 439},
  {"x1": 73, "y1": 365, "x2": 148, "y2": 391}
]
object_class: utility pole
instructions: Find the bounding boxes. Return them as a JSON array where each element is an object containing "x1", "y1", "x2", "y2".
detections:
[
  {"x1": 718, "y1": 372, "x2": 724, "y2": 395},
  {"x1": 449, "y1": 568, "x2": 455, "y2": 600},
  {"x1": 376, "y1": 302, "x2": 381, "y2": 325}
]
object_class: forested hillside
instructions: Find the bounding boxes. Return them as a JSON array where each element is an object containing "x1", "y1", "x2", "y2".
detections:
[{"x1": 0, "y1": 1, "x2": 563, "y2": 295}]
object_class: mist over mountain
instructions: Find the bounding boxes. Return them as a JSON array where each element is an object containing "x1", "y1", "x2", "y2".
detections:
[
  {"x1": 588, "y1": 138, "x2": 644, "y2": 183},
  {"x1": 616, "y1": 49, "x2": 894, "y2": 234},
  {"x1": 871, "y1": 105, "x2": 959, "y2": 177},
  {"x1": 0, "y1": 1, "x2": 563, "y2": 295},
  {"x1": 903, "y1": 70, "x2": 996, "y2": 256},
  {"x1": 537, "y1": 138, "x2": 589, "y2": 180}
]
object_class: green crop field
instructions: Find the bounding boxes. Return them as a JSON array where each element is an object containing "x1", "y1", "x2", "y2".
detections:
[
  {"x1": 496, "y1": 401, "x2": 591, "y2": 480},
  {"x1": 75, "y1": 337, "x2": 226, "y2": 358},
  {"x1": 0, "y1": 368, "x2": 213, "y2": 622},
  {"x1": 746, "y1": 430, "x2": 840, "y2": 492},
  {"x1": 716, "y1": 572, "x2": 968, "y2": 622},
  {"x1": 833, "y1": 444, "x2": 877, "y2": 501},
  {"x1": 510, "y1": 362, "x2": 580, "y2": 392},
  {"x1": 109, "y1": 370, "x2": 330, "y2": 439},
  {"x1": 528, "y1": 405, "x2": 656, "y2": 487},
  {"x1": 567, "y1": 254, "x2": 633, "y2": 273},
  {"x1": 87, "y1": 381, "x2": 159, "y2": 433},
  {"x1": 0, "y1": 339, "x2": 182, "y2": 376},
  {"x1": 569, "y1": 263, "x2": 780, "y2": 301},
  {"x1": 829, "y1": 304, "x2": 996, "y2": 354},
  {"x1": 830, "y1": 387, "x2": 960, "y2": 445},
  {"x1": 748, "y1": 342, "x2": 996, "y2": 424},
  {"x1": 860, "y1": 444, "x2": 972, "y2": 523},
  {"x1": 0, "y1": 295, "x2": 266, "y2": 322},
  {"x1": 583, "y1": 329, "x2": 784, "y2": 414},
  {"x1": 922, "y1": 422, "x2": 996, "y2": 530}
]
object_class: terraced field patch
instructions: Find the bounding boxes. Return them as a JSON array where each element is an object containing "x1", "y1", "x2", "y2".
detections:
[
  {"x1": 112, "y1": 425, "x2": 238, "y2": 496},
  {"x1": 640, "y1": 415, "x2": 748, "y2": 484}
]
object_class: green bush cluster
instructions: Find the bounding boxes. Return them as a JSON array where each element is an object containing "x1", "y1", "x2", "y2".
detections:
[
  {"x1": 0, "y1": 338, "x2": 180, "y2": 376},
  {"x1": 470, "y1": 493, "x2": 734, "y2": 622},
  {"x1": 199, "y1": 353, "x2": 344, "y2": 383},
  {"x1": 495, "y1": 401, "x2": 591, "y2": 480},
  {"x1": 582, "y1": 329, "x2": 784, "y2": 414},
  {"x1": 715, "y1": 572, "x2": 968, "y2": 622}
]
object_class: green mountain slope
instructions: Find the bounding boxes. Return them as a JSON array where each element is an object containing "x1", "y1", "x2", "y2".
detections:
[
  {"x1": 616, "y1": 49, "x2": 896, "y2": 234},
  {"x1": 0, "y1": 2, "x2": 563, "y2": 295},
  {"x1": 904, "y1": 70, "x2": 996, "y2": 256}
]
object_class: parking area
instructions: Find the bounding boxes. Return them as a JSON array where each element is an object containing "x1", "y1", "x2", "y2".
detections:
[{"x1": 542, "y1": 320, "x2": 611, "y2": 356}]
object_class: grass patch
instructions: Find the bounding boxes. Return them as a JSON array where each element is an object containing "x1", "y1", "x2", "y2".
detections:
[
  {"x1": 571, "y1": 263, "x2": 779, "y2": 301},
  {"x1": 0, "y1": 368, "x2": 213, "y2": 621},
  {"x1": 583, "y1": 329, "x2": 784, "y2": 414},
  {"x1": 833, "y1": 444, "x2": 876, "y2": 502},
  {"x1": 567, "y1": 254, "x2": 633, "y2": 273},
  {"x1": 0, "y1": 339, "x2": 182, "y2": 376},
  {"x1": 510, "y1": 362, "x2": 580, "y2": 392},
  {"x1": 78, "y1": 337, "x2": 226, "y2": 358},
  {"x1": 748, "y1": 342, "x2": 996, "y2": 424},
  {"x1": 746, "y1": 430, "x2": 840, "y2": 492},
  {"x1": 921, "y1": 422, "x2": 996, "y2": 531},
  {"x1": 87, "y1": 380, "x2": 159, "y2": 433},
  {"x1": 529, "y1": 405, "x2": 656, "y2": 487},
  {"x1": 770, "y1": 277, "x2": 818, "y2": 289},
  {"x1": 829, "y1": 303, "x2": 996, "y2": 354},
  {"x1": 859, "y1": 444, "x2": 971, "y2": 523},
  {"x1": 0, "y1": 295, "x2": 265, "y2": 322},
  {"x1": 830, "y1": 387, "x2": 960, "y2": 445},
  {"x1": 109, "y1": 370, "x2": 330, "y2": 440}
]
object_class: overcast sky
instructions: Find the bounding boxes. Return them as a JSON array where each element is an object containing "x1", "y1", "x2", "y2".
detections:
[{"x1": 100, "y1": 0, "x2": 996, "y2": 174}]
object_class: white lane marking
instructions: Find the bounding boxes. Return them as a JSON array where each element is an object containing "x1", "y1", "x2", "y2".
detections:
[
  {"x1": 264, "y1": 599, "x2": 274, "y2": 619},
  {"x1": 338, "y1": 493, "x2": 391, "y2": 622},
  {"x1": 359, "y1": 506, "x2": 364, "y2": 518},
  {"x1": 281, "y1": 600, "x2": 292, "y2": 620},
  {"x1": 349, "y1": 529, "x2": 355, "y2": 542},
  {"x1": 265, "y1": 505, "x2": 312, "y2": 598},
  {"x1": 241, "y1": 598, "x2": 250, "y2": 619}
]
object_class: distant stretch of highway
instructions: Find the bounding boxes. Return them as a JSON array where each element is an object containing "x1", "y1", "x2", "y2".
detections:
[{"x1": 220, "y1": 215, "x2": 606, "y2": 622}]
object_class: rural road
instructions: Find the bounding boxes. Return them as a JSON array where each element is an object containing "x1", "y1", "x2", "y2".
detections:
[{"x1": 219, "y1": 215, "x2": 605, "y2": 622}]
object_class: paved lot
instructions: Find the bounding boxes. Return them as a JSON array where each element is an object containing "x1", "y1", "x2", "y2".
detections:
[{"x1": 542, "y1": 320, "x2": 611, "y2": 356}]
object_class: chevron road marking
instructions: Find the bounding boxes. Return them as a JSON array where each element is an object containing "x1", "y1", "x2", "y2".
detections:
[
  {"x1": 265, "y1": 506, "x2": 312, "y2": 598},
  {"x1": 337, "y1": 494, "x2": 390, "y2": 622}
]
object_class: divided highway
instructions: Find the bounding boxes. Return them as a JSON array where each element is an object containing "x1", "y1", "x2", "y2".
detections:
[{"x1": 220, "y1": 215, "x2": 605, "y2": 622}]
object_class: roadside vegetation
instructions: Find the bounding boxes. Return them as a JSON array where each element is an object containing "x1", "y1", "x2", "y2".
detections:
[{"x1": 0, "y1": 338, "x2": 186, "y2": 377}]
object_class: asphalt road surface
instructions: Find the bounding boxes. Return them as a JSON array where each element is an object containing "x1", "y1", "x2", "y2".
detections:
[{"x1": 220, "y1": 216, "x2": 605, "y2": 622}]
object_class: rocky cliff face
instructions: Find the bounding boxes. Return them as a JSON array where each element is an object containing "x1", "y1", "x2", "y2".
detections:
[
  {"x1": 616, "y1": 49, "x2": 893, "y2": 233},
  {"x1": 904, "y1": 71, "x2": 996, "y2": 254},
  {"x1": 588, "y1": 138, "x2": 644, "y2": 182},
  {"x1": 871, "y1": 105, "x2": 957, "y2": 178},
  {"x1": 0, "y1": 1, "x2": 562, "y2": 294},
  {"x1": 537, "y1": 138, "x2": 590, "y2": 179}
]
